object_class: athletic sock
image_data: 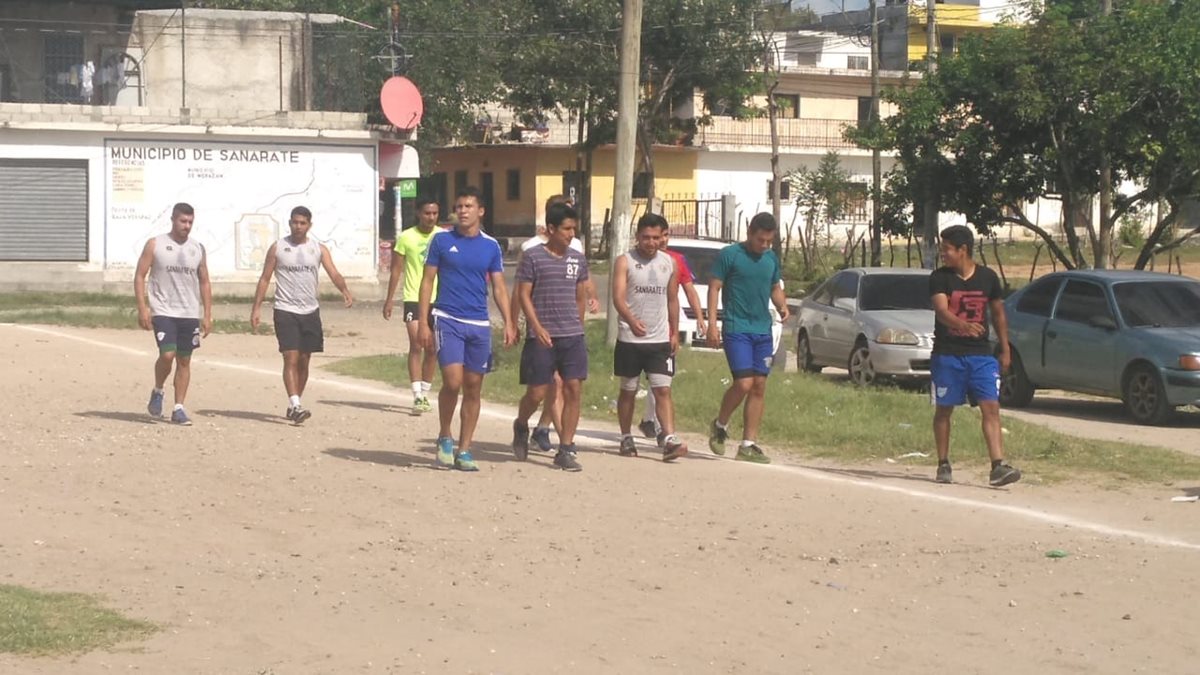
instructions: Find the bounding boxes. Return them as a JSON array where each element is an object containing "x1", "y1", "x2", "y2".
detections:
[
  {"x1": 939, "y1": 459, "x2": 951, "y2": 466},
  {"x1": 289, "y1": 395, "x2": 301, "y2": 408},
  {"x1": 420, "y1": 381, "x2": 432, "y2": 393},
  {"x1": 715, "y1": 420, "x2": 728, "y2": 430},
  {"x1": 741, "y1": 439, "x2": 755, "y2": 448},
  {"x1": 991, "y1": 459, "x2": 1003, "y2": 469},
  {"x1": 173, "y1": 403, "x2": 184, "y2": 411},
  {"x1": 411, "y1": 382, "x2": 423, "y2": 399},
  {"x1": 153, "y1": 387, "x2": 164, "y2": 395},
  {"x1": 622, "y1": 433, "x2": 633, "y2": 440},
  {"x1": 664, "y1": 434, "x2": 679, "y2": 444}
]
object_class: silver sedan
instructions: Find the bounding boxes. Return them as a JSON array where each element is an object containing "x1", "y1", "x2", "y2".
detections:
[{"x1": 796, "y1": 268, "x2": 934, "y2": 385}]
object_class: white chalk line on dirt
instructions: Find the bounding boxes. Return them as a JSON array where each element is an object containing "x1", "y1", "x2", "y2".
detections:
[{"x1": 10, "y1": 323, "x2": 1200, "y2": 553}]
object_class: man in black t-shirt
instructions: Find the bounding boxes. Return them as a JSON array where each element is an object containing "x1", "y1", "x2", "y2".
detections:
[{"x1": 929, "y1": 225, "x2": 1021, "y2": 487}]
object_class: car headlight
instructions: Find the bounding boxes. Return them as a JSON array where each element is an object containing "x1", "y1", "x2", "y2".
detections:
[
  {"x1": 1179, "y1": 355, "x2": 1200, "y2": 371},
  {"x1": 876, "y1": 328, "x2": 920, "y2": 346}
]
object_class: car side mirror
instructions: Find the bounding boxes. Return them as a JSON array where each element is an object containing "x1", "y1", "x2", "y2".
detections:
[
  {"x1": 833, "y1": 297, "x2": 855, "y2": 312},
  {"x1": 1089, "y1": 315, "x2": 1117, "y2": 330}
]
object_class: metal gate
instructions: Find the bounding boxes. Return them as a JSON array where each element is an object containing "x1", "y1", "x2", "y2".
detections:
[
  {"x1": 660, "y1": 197, "x2": 725, "y2": 239},
  {"x1": 0, "y1": 159, "x2": 89, "y2": 261}
]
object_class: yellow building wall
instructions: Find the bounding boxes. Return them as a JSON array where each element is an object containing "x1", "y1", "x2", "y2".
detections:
[
  {"x1": 534, "y1": 146, "x2": 698, "y2": 226},
  {"x1": 428, "y1": 147, "x2": 539, "y2": 231},
  {"x1": 907, "y1": 3, "x2": 992, "y2": 63}
]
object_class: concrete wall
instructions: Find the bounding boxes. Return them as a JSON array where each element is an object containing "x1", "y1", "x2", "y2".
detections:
[
  {"x1": 133, "y1": 10, "x2": 308, "y2": 112},
  {"x1": 0, "y1": 127, "x2": 383, "y2": 286}
]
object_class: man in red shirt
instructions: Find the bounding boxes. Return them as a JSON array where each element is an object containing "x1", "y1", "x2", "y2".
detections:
[{"x1": 638, "y1": 222, "x2": 707, "y2": 444}]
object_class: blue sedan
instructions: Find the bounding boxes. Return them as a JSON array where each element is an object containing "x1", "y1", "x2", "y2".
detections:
[{"x1": 1001, "y1": 270, "x2": 1200, "y2": 424}]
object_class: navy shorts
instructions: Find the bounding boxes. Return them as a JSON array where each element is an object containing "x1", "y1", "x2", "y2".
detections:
[
  {"x1": 274, "y1": 308, "x2": 324, "y2": 353},
  {"x1": 402, "y1": 301, "x2": 430, "y2": 324},
  {"x1": 723, "y1": 332, "x2": 773, "y2": 378},
  {"x1": 435, "y1": 315, "x2": 493, "y2": 374},
  {"x1": 930, "y1": 354, "x2": 1000, "y2": 407},
  {"x1": 520, "y1": 334, "x2": 588, "y2": 385},
  {"x1": 152, "y1": 315, "x2": 200, "y2": 356}
]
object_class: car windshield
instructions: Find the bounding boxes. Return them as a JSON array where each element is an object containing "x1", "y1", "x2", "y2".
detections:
[
  {"x1": 858, "y1": 275, "x2": 932, "y2": 311},
  {"x1": 1112, "y1": 281, "x2": 1200, "y2": 327},
  {"x1": 672, "y1": 246, "x2": 722, "y2": 285}
]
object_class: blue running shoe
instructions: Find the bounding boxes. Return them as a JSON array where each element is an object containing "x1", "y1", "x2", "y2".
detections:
[
  {"x1": 531, "y1": 426, "x2": 553, "y2": 452},
  {"x1": 170, "y1": 407, "x2": 192, "y2": 426},
  {"x1": 435, "y1": 436, "x2": 455, "y2": 469},
  {"x1": 455, "y1": 451, "x2": 480, "y2": 472},
  {"x1": 147, "y1": 389, "x2": 164, "y2": 417}
]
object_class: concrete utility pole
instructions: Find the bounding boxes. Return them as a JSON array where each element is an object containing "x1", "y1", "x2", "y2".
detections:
[
  {"x1": 1096, "y1": 0, "x2": 1113, "y2": 267},
  {"x1": 606, "y1": 0, "x2": 643, "y2": 347},
  {"x1": 920, "y1": 0, "x2": 939, "y2": 268},
  {"x1": 869, "y1": 0, "x2": 882, "y2": 266}
]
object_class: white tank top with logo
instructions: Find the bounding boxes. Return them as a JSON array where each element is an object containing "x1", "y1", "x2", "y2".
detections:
[
  {"x1": 618, "y1": 249, "x2": 675, "y2": 344},
  {"x1": 272, "y1": 236, "x2": 322, "y2": 315},
  {"x1": 148, "y1": 234, "x2": 204, "y2": 318}
]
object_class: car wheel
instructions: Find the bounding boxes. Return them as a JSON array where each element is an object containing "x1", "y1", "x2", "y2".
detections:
[
  {"x1": 847, "y1": 341, "x2": 876, "y2": 386},
  {"x1": 797, "y1": 331, "x2": 822, "y2": 374},
  {"x1": 999, "y1": 349, "x2": 1035, "y2": 408},
  {"x1": 1122, "y1": 364, "x2": 1174, "y2": 425}
]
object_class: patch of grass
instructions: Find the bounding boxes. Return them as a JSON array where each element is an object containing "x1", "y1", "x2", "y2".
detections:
[
  {"x1": 329, "y1": 322, "x2": 1200, "y2": 484},
  {"x1": 0, "y1": 584, "x2": 155, "y2": 657},
  {"x1": 1, "y1": 308, "x2": 271, "y2": 335},
  {"x1": 0, "y1": 292, "x2": 136, "y2": 311}
]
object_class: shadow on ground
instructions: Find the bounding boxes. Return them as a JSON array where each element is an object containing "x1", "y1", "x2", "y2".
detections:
[{"x1": 75, "y1": 410, "x2": 158, "y2": 425}]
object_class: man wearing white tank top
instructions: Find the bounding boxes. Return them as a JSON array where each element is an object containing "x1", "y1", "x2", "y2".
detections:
[
  {"x1": 134, "y1": 202, "x2": 213, "y2": 425},
  {"x1": 251, "y1": 206, "x2": 354, "y2": 423}
]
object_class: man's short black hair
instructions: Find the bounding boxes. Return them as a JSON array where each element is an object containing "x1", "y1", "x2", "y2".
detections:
[
  {"x1": 171, "y1": 202, "x2": 194, "y2": 218},
  {"x1": 940, "y1": 225, "x2": 975, "y2": 256},
  {"x1": 455, "y1": 185, "x2": 484, "y2": 206},
  {"x1": 415, "y1": 196, "x2": 438, "y2": 210},
  {"x1": 546, "y1": 202, "x2": 578, "y2": 228},
  {"x1": 748, "y1": 212, "x2": 777, "y2": 233},
  {"x1": 290, "y1": 205, "x2": 312, "y2": 221},
  {"x1": 636, "y1": 212, "x2": 668, "y2": 232}
]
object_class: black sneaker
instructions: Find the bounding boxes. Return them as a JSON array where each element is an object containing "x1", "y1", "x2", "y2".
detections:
[
  {"x1": 989, "y1": 463, "x2": 1022, "y2": 487},
  {"x1": 530, "y1": 426, "x2": 553, "y2": 452},
  {"x1": 656, "y1": 430, "x2": 667, "y2": 448},
  {"x1": 619, "y1": 436, "x2": 638, "y2": 457},
  {"x1": 554, "y1": 447, "x2": 583, "y2": 472},
  {"x1": 288, "y1": 406, "x2": 312, "y2": 424},
  {"x1": 512, "y1": 419, "x2": 530, "y2": 461},
  {"x1": 935, "y1": 462, "x2": 952, "y2": 484},
  {"x1": 638, "y1": 419, "x2": 658, "y2": 438}
]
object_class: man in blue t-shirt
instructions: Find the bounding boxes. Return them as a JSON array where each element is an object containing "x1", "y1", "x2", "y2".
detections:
[
  {"x1": 704, "y1": 213, "x2": 789, "y2": 464},
  {"x1": 417, "y1": 186, "x2": 517, "y2": 471}
]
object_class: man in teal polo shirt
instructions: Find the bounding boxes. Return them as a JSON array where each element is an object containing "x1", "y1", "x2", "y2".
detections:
[{"x1": 705, "y1": 213, "x2": 790, "y2": 464}]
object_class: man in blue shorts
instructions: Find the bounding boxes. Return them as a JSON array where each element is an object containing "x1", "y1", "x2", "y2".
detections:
[
  {"x1": 705, "y1": 213, "x2": 789, "y2": 464},
  {"x1": 929, "y1": 225, "x2": 1021, "y2": 486},
  {"x1": 133, "y1": 202, "x2": 213, "y2": 425},
  {"x1": 511, "y1": 202, "x2": 589, "y2": 471},
  {"x1": 417, "y1": 187, "x2": 517, "y2": 471}
]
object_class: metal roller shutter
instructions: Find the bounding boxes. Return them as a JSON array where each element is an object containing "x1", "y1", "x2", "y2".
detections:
[{"x1": 0, "y1": 159, "x2": 88, "y2": 261}]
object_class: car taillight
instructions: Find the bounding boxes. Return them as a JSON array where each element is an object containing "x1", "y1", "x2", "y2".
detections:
[{"x1": 1179, "y1": 355, "x2": 1200, "y2": 371}]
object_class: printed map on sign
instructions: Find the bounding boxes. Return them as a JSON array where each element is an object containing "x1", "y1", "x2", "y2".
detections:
[{"x1": 104, "y1": 140, "x2": 377, "y2": 278}]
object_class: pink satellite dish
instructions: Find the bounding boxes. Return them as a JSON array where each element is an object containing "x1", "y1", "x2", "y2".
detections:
[{"x1": 380, "y1": 76, "x2": 424, "y2": 130}]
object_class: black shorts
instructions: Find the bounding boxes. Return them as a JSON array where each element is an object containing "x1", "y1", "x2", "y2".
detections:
[
  {"x1": 402, "y1": 301, "x2": 429, "y2": 324},
  {"x1": 520, "y1": 335, "x2": 589, "y2": 385},
  {"x1": 274, "y1": 308, "x2": 324, "y2": 353},
  {"x1": 151, "y1": 315, "x2": 200, "y2": 356},
  {"x1": 613, "y1": 341, "x2": 675, "y2": 378}
]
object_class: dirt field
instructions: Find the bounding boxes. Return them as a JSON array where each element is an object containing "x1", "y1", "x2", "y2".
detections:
[{"x1": 2, "y1": 320, "x2": 1199, "y2": 675}]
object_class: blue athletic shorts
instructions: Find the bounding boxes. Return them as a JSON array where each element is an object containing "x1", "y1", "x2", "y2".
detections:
[
  {"x1": 520, "y1": 334, "x2": 588, "y2": 386},
  {"x1": 930, "y1": 354, "x2": 1000, "y2": 407},
  {"x1": 723, "y1": 332, "x2": 774, "y2": 379},
  {"x1": 151, "y1": 315, "x2": 200, "y2": 357},
  {"x1": 435, "y1": 315, "x2": 493, "y2": 374}
]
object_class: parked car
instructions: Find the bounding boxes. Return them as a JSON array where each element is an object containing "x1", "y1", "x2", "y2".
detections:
[
  {"x1": 668, "y1": 238, "x2": 783, "y2": 353},
  {"x1": 1001, "y1": 270, "x2": 1200, "y2": 425},
  {"x1": 795, "y1": 268, "x2": 934, "y2": 385}
]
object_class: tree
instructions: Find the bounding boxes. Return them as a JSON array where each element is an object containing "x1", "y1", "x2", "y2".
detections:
[
  {"x1": 789, "y1": 151, "x2": 852, "y2": 269},
  {"x1": 871, "y1": 0, "x2": 1200, "y2": 270}
]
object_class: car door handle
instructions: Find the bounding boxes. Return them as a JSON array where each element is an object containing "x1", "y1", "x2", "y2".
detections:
[{"x1": 1047, "y1": 330, "x2": 1057, "y2": 339}]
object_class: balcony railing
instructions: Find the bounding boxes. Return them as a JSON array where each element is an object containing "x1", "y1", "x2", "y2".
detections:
[{"x1": 696, "y1": 116, "x2": 860, "y2": 150}]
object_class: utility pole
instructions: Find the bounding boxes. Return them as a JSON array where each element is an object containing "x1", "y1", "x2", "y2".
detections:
[
  {"x1": 180, "y1": 0, "x2": 186, "y2": 109},
  {"x1": 869, "y1": 0, "x2": 882, "y2": 266},
  {"x1": 920, "y1": 0, "x2": 939, "y2": 268},
  {"x1": 1097, "y1": 0, "x2": 1113, "y2": 267},
  {"x1": 606, "y1": 0, "x2": 643, "y2": 346}
]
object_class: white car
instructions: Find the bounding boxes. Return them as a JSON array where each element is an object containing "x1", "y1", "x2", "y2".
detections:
[
  {"x1": 796, "y1": 267, "x2": 934, "y2": 385},
  {"x1": 666, "y1": 238, "x2": 784, "y2": 354}
]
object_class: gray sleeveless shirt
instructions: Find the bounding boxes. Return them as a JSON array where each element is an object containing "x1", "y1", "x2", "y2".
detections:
[
  {"x1": 147, "y1": 233, "x2": 204, "y2": 319},
  {"x1": 272, "y1": 236, "x2": 322, "y2": 315},
  {"x1": 618, "y1": 248, "x2": 675, "y2": 344}
]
